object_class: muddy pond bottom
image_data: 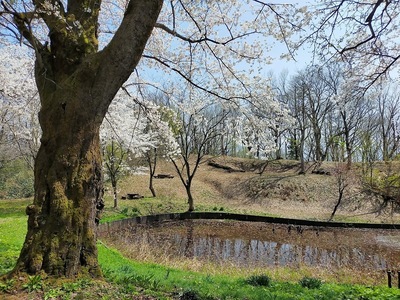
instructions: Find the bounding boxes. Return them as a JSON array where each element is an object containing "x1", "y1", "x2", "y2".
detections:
[{"x1": 107, "y1": 219, "x2": 400, "y2": 271}]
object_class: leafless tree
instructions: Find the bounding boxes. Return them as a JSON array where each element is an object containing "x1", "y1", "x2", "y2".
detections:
[{"x1": 303, "y1": 0, "x2": 400, "y2": 90}]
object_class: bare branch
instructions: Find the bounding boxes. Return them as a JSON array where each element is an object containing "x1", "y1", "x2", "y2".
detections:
[
  {"x1": 143, "y1": 54, "x2": 252, "y2": 103},
  {"x1": 154, "y1": 22, "x2": 258, "y2": 46}
]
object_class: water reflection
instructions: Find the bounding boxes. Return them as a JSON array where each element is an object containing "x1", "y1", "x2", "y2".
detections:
[
  {"x1": 171, "y1": 233, "x2": 390, "y2": 270},
  {"x1": 111, "y1": 220, "x2": 400, "y2": 271}
]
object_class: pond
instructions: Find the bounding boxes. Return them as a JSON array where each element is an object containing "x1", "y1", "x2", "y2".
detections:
[{"x1": 106, "y1": 219, "x2": 400, "y2": 272}]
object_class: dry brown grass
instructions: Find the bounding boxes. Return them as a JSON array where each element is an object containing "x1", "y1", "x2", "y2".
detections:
[{"x1": 105, "y1": 156, "x2": 400, "y2": 224}]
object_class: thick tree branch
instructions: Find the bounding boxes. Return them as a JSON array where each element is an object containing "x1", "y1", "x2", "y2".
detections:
[{"x1": 95, "y1": 0, "x2": 162, "y2": 95}]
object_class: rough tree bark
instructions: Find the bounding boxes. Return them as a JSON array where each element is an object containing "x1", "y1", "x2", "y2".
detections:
[{"x1": 11, "y1": 0, "x2": 163, "y2": 277}]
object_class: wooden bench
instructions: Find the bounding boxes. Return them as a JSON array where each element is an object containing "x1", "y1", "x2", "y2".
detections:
[
  {"x1": 154, "y1": 174, "x2": 174, "y2": 179},
  {"x1": 122, "y1": 193, "x2": 144, "y2": 200}
]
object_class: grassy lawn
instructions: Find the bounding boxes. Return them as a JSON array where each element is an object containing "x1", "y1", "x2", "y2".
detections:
[{"x1": 1, "y1": 198, "x2": 400, "y2": 299}]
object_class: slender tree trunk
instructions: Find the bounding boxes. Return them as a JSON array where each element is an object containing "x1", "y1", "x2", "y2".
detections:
[
  {"x1": 112, "y1": 177, "x2": 118, "y2": 209},
  {"x1": 329, "y1": 186, "x2": 344, "y2": 222},
  {"x1": 147, "y1": 149, "x2": 157, "y2": 197},
  {"x1": 299, "y1": 128, "x2": 306, "y2": 174},
  {"x1": 187, "y1": 184, "x2": 195, "y2": 212},
  {"x1": 343, "y1": 123, "x2": 352, "y2": 169}
]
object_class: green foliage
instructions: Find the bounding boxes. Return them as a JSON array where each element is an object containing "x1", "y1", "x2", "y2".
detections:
[
  {"x1": 245, "y1": 274, "x2": 272, "y2": 287},
  {"x1": 43, "y1": 288, "x2": 62, "y2": 300},
  {"x1": 0, "y1": 159, "x2": 34, "y2": 199},
  {"x1": 62, "y1": 278, "x2": 92, "y2": 293},
  {"x1": 120, "y1": 206, "x2": 141, "y2": 217},
  {"x1": 299, "y1": 276, "x2": 322, "y2": 289},
  {"x1": 23, "y1": 275, "x2": 43, "y2": 292},
  {"x1": 158, "y1": 105, "x2": 181, "y2": 137},
  {"x1": 212, "y1": 207, "x2": 224, "y2": 212},
  {"x1": 0, "y1": 278, "x2": 14, "y2": 293}
]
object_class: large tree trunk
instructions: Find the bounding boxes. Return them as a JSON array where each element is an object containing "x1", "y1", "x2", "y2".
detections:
[
  {"x1": 10, "y1": 0, "x2": 163, "y2": 277},
  {"x1": 14, "y1": 83, "x2": 105, "y2": 277}
]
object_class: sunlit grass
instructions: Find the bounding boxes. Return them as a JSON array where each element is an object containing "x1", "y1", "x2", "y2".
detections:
[
  {"x1": 98, "y1": 243, "x2": 400, "y2": 300},
  {"x1": 0, "y1": 199, "x2": 29, "y2": 274},
  {"x1": 0, "y1": 216, "x2": 26, "y2": 275}
]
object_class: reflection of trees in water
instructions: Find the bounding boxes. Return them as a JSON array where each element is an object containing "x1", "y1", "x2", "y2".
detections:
[
  {"x1": 184, "y1": 220, "x2": 194, "y2": 258},
  {"x1": 116, "y1": 223, "x2": 398, "y2": 271},
  {"x1": 168, "y1": 235, "x2": 390, "y2": 270}
]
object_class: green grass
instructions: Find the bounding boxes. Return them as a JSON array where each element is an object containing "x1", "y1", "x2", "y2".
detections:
[
  {"x1": 1, "y1": 198, "x2": 400, "y2": 299},
  {"x1": 0, "y1": 216, "x2": 26, "y2": 275},
  {"x1": 98, "y1": 244, "x2": 400, "y2": 300},
  {"x1": 0, "y1": 198, "x2": 31, "y2": 218}
]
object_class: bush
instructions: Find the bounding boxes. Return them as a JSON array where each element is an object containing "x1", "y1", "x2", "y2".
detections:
[
  {"x1": 245, "y1": 274, "x2": 271, "y2": 287},
  {"x1": 299, "y1": 276, "x2": 322, "y2": 289}
]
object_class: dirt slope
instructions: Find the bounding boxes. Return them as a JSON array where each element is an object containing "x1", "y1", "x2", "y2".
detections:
[{"x1": 119, "y1": 156, "x2": 400, "y2": 224}]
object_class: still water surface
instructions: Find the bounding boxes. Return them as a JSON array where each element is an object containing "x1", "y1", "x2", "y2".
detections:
[{"x1": 109, "y1": 220, "x2": 400, "y2": 271}]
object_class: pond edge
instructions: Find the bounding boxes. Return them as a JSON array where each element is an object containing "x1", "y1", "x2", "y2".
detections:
[{"x1": 98, "y1": 212, "x2": 400, "y2": 236}]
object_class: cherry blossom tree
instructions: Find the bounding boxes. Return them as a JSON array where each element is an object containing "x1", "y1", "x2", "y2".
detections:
[
  {"x1": 101, "y1": 93, "x2": 150, "y2": 209},
  {"x1": 0, "y1": 45, "x2": 40, "y2": 169},
  {"x1": 100, "y1": 88, "x2": 180, "y2": 204},
  {"x1": 170, "y1": 90, "x2": 229, "y2": 212},
  {"x1": 236, "y1": 78, "x2": 294, "y2": 160},
  {"x1": 142, "y1": 104, "x2": 180, "y2": 197},
  {"x1": 2, "y1": 0, "x2": 163, "y2": 277},
  {"x1": 0, "y1": 0, "x2": 306, "y2": 277}
]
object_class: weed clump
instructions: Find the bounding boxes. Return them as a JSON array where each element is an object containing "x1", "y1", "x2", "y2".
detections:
[
  {"x1": 299, "y1": 276, "x2": 322, "y2": 289},
  {"x1": 245, "y1": 274, "x2": 271, "y2": 287}
]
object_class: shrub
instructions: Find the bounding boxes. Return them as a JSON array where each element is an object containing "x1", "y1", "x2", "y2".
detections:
[
  {"x1": 245, "y1": 274, "x2": 271, "y2": 287},
  {"x1": 299, "y1": 276, "x2": 322, "y2": 289}
]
